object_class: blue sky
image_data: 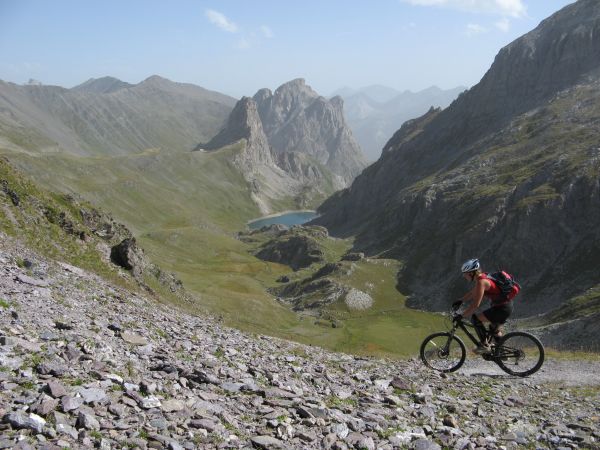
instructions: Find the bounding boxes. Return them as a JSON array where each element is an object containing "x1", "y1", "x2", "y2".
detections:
[{"x1": 0, "y1": 0, "x2": 574, "y2": 98}]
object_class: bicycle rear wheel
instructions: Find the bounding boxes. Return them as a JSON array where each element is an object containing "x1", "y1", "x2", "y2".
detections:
[
  {"x1": 495, "y1": 331, "x2": 544, "y2": 377},
  {"x1": 420, "y1": 332, "x2": 466, "y2": 372}
]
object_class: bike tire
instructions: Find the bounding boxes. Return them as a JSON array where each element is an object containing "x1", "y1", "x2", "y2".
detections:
[
  {"x1": 420, "y1": 332, "x2": 466, "y2": 373},
  {"x1": 494, "y1": 331, "x2": 544, "y2": 377}
]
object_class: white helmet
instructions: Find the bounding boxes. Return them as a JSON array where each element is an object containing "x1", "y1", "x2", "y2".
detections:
[{"x1": 461, "y1": 258, "x2": 480, "y2": 273}]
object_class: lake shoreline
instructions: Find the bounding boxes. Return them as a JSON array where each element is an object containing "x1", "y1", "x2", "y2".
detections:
[{"x1": 247, "y1": 210, "x2": 319, "y2": 229}]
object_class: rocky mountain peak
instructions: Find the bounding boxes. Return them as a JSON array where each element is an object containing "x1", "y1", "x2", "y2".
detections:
[
  {"x1": 252, "y1": 79, "x2": 367, "y2": 185},
  {"x1": 203, "y1": 96, "x2": 273, "y2": 166},
  {"x1": 140, "y1": 74, "x2": 171, "y2": 86},
  {"x1": 253, "y1": 87, "x2": 272, "y2": 104},
  {"x1": 72, "y1": 76, "x2": 132, "y2": 94},
  {"x1": 329, "y1": 95, "x2": 344, "y2": 111}
]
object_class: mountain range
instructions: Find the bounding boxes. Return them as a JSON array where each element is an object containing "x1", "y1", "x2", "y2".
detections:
[
  {"x1": 0, "y1": 75, "x2": 236, "y2": 156},
  {"x1": 332, "y1": 85, "x2": 465, "y2": 160},
  {"x1": 314, "y1": 0, "x2": 600, "y2": 343}
]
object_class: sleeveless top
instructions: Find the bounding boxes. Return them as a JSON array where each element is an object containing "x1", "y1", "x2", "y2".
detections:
[{"x1": 477, "y1": 273, "x2": 505, "y2": 305}]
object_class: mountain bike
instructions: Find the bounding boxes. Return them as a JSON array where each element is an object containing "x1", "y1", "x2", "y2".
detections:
[{"x1": 420, "y1": 305, "x2": 544, "y2": 377}]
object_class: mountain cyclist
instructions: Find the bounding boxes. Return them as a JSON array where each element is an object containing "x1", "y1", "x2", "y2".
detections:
[{"x1": 453, "y1": 258, "x2": 514, "y2": 354}]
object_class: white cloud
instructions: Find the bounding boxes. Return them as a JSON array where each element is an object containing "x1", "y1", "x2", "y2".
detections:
[
  {"x1": 205, "y1": 9, "x2": 238, "y2": 33},
  {"x1": 260, "y1": 26, "x2": 274, "y2": 39},
  {"x1": 403, "y1": 0, "x2": 526, "y2": 18},
  {"x1": 236, "y1": 37, "x2": 250, "y2": 49},
  {"x1": 465, "y1": 23, "x2": 487, "y2": 36},
  {"x1": 495, "y1": 17, "x2": 510, "y2": 31}
]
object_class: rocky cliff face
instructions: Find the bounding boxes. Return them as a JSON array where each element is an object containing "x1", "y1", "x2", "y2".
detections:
[
  {"x1": 203, "y1": 97, "x2": 274, "y2": 167},
  {"x1": 253, "y1": 79, "x2": 367, "y2": 186},
  {"x1": 314, "y1": 0, "x2": 600, "y2": 318},
  {"x1": 200, "y1": 80, "x2": 367, "y2": 213},
  {"x1": 0, "y1": 75, "x2": 236, "y2": 156}
]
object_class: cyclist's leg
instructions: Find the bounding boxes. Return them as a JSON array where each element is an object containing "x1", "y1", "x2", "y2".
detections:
[
  {"x1": 471, "y1": 313, "x2": 489, "y2": 344},
  {"x1": 483, "y1": 304, "x2": 513, "y2": 340}
]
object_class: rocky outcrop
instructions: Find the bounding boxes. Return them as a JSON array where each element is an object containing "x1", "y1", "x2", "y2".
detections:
[
  {"x1": 202, "y1": 96, "x2": 275, "y2": 169},
  {"x1": 253, "y1": 79, "x2": 367, "y2": 186},
  {"x1": 256, "y1": 234, "x2": 324, "y2": 271},
  {"x1": 1, "y1": 237, "x2": 598, "y2": 449},
  {"x1": 254, "y1": 225, "x2": 328, "y2": 271},
  {"x1": 315, "y1": 0, "x2": 600, "y2": 318},
  {"x1": 110, "y1": 238, "x2": 148, "y2": 279}
]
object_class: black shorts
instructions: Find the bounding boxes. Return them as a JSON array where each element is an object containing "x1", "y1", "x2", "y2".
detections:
[{"x1": 483, "y1": 302, "x2": 513, "y2": 324}]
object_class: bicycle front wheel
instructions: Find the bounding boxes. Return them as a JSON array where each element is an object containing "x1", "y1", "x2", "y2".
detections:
[
  {"x1": 420, "y1": 332, "x2": 466, "y2": 372},
  {"x1": 495, "y1": 331, "x2": 544, "y2": 377}
]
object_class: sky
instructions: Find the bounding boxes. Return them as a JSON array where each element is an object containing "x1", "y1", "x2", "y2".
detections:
[{"x1": 0, "y1": 0, "x2": 575, "y2": 98}]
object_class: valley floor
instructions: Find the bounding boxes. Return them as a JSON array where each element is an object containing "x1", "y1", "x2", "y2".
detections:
[{"x1": 0, "y1": 233, "x2": 598, "y2": 449}]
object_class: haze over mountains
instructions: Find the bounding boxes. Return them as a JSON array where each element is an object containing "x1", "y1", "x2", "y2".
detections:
[
  {"x1": 315, "y1": 0, "x2": 600, "y2": 343},
  {"x1": 332, "y1": 85, "x2": 466, "y2": 160}
]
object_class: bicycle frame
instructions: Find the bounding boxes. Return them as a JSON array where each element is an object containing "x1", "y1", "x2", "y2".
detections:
[
  {"x1": 448, "y1": 317, "x2": 483, "y2": 347},
  {"x1": 448, "y1": 317, "x2": 524, "y2": 362}
]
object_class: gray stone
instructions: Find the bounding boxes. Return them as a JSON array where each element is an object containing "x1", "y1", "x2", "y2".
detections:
[
  {"x1": 121, "y1": 330, "x2": 149, "y2": 346},
  {"x1": 161, "y1": 399, "x2": 185, "y2": 412},
  {"x1": 221, "y1": 382, "x2": 244, "y2": 392},
  {"x1": 331, "y1": 422, "x2": 349, "y2": 439},
  {"x1": 140, "y1": 395, "x2": 162, "y2": 409},
  {"x1": 0, "y1": 439, "x2": 15, "y2": 449},
  {"x1": 4, "y1": 411, "x2": 46, "y2": 433},
  {"x1": 78, "y1": 387, "x2": 107, "y2": 404},
  {"x1": 76, "y1": 410, "x2": 100, "y2": 430},
  {"x1": 347, "y1": 433, "x2": 375, "y2": 450},
  {"x1": 32, "y1": 394, "x2": 59, "y2": 415},
  {"x1": 412, "y1": 439, "x2": 442, "y2": 450},
  {"x1": 46, "y1": 380, "x2": 68, "y2": 398},
  {"x1": 61, "y1": 395, "x2": 84, "y2": 412},
  {"x1": 15, "y1": 274, "x2": 49, "y2": 287},
  {"x1": 149, "y1": 416, "x2": 169, "y2": 430},
  {"x1": 250, "y1": 435, "x2": 287, "y2": 449}
]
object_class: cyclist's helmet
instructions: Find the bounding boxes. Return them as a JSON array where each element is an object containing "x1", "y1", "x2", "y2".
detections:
[{"x1": 461, "y1": 258, "x2": 480, "y2": 273}]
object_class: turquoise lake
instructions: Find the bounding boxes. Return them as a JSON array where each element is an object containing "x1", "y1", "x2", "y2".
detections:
[{"x1": 247, "y1": 211, "x2": 318, "y2": 230}]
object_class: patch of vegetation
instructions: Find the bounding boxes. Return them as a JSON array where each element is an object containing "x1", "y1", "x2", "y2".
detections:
[
  {"x1": 19, "y1": 380, "x2": 37, "y2": 390},
  {"x1": 325, "y1": 395, "x2": 358, "y2": 409},
  {"x1": 89, "y1": 430, "x2": 103, "y2": 440}
]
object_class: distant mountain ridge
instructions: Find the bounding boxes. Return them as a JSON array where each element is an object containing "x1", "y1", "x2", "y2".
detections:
[
  {"x1": 334, "y1": 85, "x2": 465, "y2": 160},
  {"x1": 0, "y1": 75, "x2": 236, "y2": 156},
  {"x1": 72, "y1": 76, "x2": 134, "y2": 94},
  {"x1": 314, "y1": 0, "x2": 600, "y2": 324}
]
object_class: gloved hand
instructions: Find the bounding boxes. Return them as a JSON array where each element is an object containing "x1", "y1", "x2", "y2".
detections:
[
  {"x1": 452, "y1": 300, "x2": 462, "y2": 309},
  {"x1": 453, "y1": 313, "x2": 463, "y2": 321}
]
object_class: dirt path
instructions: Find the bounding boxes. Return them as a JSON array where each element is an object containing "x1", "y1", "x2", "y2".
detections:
[{"x1": 458, "y1": 357, "x2": 600, "y2": 386}]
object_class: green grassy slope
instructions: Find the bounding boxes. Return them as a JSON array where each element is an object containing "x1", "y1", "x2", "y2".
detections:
[{"x1": 1, "y1": 145, "x2": 447, "y2": 357}]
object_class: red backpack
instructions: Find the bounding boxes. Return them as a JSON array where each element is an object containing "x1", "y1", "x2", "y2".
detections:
[{"x1": 487, "y1": 270, "x2": 521, "y2": 303}]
